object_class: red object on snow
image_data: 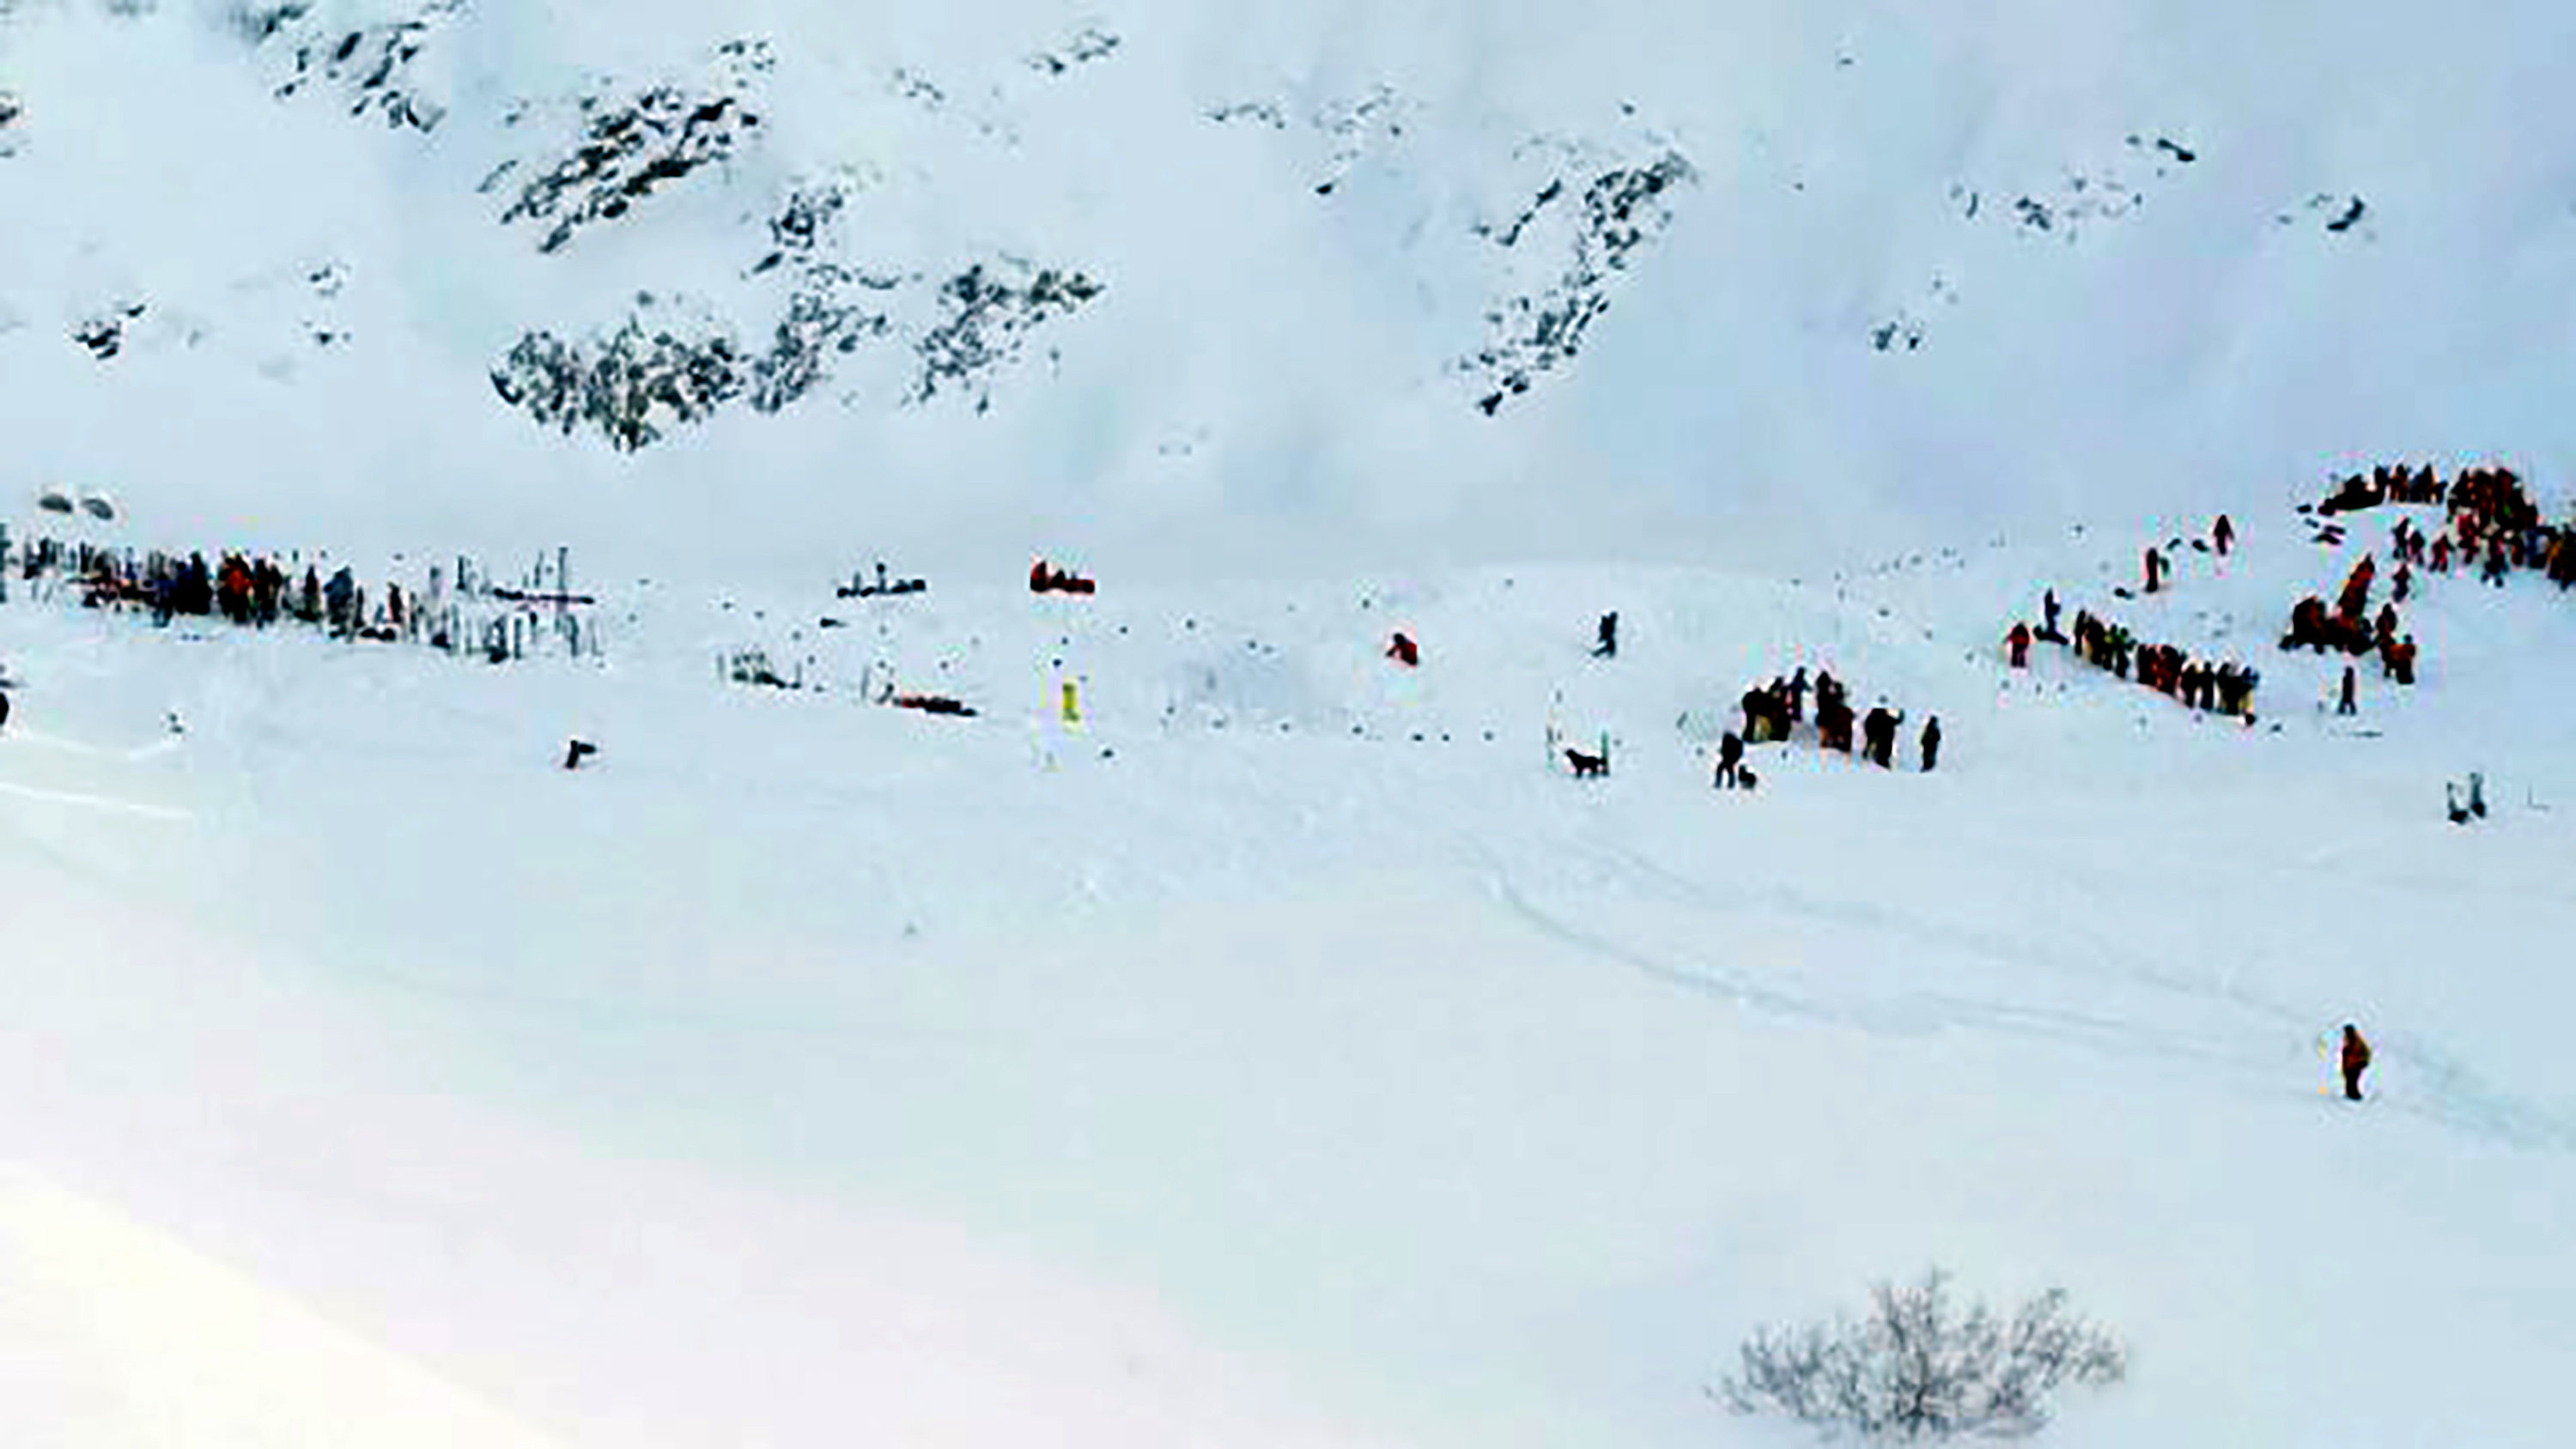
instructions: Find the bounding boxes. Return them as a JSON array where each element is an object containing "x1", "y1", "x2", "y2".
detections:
[
  {"x1": 1030, "y1": 558, "x2": 1097, "y2": 596},
  {"x1": 1386, "y1": 632, "x2": 1420, "y2": 667}
]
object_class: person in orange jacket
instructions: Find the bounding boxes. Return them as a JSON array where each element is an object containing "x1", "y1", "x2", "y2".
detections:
[{"x1": 2340, "y1": 1024, "x2": 2372, "y2": 1101}]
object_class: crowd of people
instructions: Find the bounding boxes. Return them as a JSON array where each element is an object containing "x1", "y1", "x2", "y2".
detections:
[
  {"x1": 2044, "y1": 606, "x2": 2262, "y2": 718},
  {"x1": 2281, "y1": 460, "x2": 2576, "y2": 706},
  {"x1": 1729, "y1": 667, "x2": 1937, "y2": 778},
  {"x1": 2312, "y1": 461, "x2": 2575, "y2": 590},
  {"x1": 2002, "y1": 517, "x2": 2263, "y2": 723},
  {"x1": 7, "y1": 534, "x2": 593, "y2": 664}
]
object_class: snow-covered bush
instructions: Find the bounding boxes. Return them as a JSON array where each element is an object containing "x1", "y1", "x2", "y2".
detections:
[{"x1": 1721, "y1": 1270, "x2": 2126, "y2": 1440}]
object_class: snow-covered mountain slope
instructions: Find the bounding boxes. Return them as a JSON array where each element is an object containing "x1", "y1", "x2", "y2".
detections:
[
  {"x1": 6, "y1": 0, "x2": 2576, "y2": 585},
  {"x1": 5, "y1": 483, "x2": 2576, "y2": 1445},
  {"x1": 7, "y1": 3, "x2": 2576, "y2": 1445}
]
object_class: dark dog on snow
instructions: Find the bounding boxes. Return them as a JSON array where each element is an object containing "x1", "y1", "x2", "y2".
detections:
[{"x1": 1565, "y1": 746, "x2": 1610, "y2": 779}]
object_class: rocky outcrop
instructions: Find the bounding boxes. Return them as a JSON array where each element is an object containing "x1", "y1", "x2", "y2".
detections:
[
  {"x1": 498, "y1": 39, "x2": 773, "y2": 255},
  {"x1": 1466, "y1": 149, "x2": 1692, "y2": 415}
]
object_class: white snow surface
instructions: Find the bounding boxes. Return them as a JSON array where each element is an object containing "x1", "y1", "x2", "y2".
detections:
[
  {"x1": 4, "y1": 506, "x2": 2575, "y2": 1446},
  {"x1": 3, "y1": 2, "x2": 2576, "y2": 1446}
]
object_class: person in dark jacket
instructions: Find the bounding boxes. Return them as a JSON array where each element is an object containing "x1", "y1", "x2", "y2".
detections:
[
  {"x1": 2337, "y1": 663, "x2": 2358, "y2": 717},
  {"x1": 2340, "y1": 1024, "x2": 2372, "y2": 1101},
  {"x1": 1594, "y1": 611, "x2": 1619, "y2": 658},
  {"x1": 1862, "y1": 705, "x2": 1902, "y2": 768},
  {"x1": 1919, "y1": 715, "x2": 1941, "y2": 773},
  {"x1": 0, "y1": 688, "x2": 10, "y2": 733},
  {"x1": 1715, "y1": 731, "x2": 1744, "y2": 790}
]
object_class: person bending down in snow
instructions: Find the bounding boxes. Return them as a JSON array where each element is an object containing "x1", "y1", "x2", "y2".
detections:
[
  {"x1": 2340, "y1": 1024, "x2": 2372, "y2": 1101},
  {"x1": 1714, "y1": 731, "x2": 1744, "y2": 790}
]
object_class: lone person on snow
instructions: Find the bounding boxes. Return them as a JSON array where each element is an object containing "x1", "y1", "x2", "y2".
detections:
[
  {"x1": 2340, "y1": 1024, "x2": 2372, "y2": 1101},
  {"x1": 1595, "y1": 612, "x2": 1619, "y2": 659},
  {"x1": 1919, "y1": 715, "x2": 1941, "y2": 773}
]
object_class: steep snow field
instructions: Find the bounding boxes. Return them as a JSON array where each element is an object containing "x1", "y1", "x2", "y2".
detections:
[
  {"x1": 6, "y1": 1, "x2": 2576, "y2": 1444},
  {"x1": 5, "y1": 1, "x2": 2576, "y2": 582},
  {"x1": 5, "y1": 492, "x2": 2576, "y2": 1446}
]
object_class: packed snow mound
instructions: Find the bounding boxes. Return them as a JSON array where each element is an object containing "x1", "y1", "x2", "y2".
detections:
[{"x1": 4, "y1": 1, "x2": 2575, "y2": 585}]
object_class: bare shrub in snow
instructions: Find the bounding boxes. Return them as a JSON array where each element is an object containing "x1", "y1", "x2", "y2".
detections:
[{"x1": 1721, "y1": 1270, "x2": 2125, "y2": 1440}]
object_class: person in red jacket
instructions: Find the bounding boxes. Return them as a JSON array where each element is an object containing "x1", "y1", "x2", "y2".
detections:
[
  {"x1": 2006, "y1": 621, "x2": 2032, "y2": 670},
  {"x1": 1386, "y1": 632, "x2": 1419, "y2": 667},
  {"x1": 2340, "y1": 1024, "x2": 2372, "y2": 1101}
]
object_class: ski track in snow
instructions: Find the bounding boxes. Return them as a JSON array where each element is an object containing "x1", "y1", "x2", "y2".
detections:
[
  {"x1": 1481, "y1": 822, "x2": 2576, "y2": 1157},
  {"x1": 0, "y1": 774, "x2": 191, "y2": 822}
]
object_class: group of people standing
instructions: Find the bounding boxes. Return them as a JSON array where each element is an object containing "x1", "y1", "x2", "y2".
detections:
[
  {"x1": 1726, "y1": 667, "x2": 1938, "y2": 783},
  {"x1": 2281, "y1": 459, "x2": 2576, "y2": 711},
  {"x1": 2061, "y1": 605, "x2": 2260, "y2": 718},
  {"x1": 2008, "y1": 573, "x2": 2261, "y2": 722},
  {"x1": 19, "y1": 537, "x2": 432, "y2": 643},
  {"x1": 2318, "y1": 460, "x2": 2575, "y2": 591},
  {"x1": 9, "y1": 534, "x2": 578, "y2": 665}
]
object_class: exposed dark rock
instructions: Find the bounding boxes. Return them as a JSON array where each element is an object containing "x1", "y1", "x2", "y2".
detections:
[
  {"x1": 913, "y1": 263, "x2": 1105, "y2": 411},
  {"x1": 492, "y1": 312, "x2": 745, "y2": 452},
  {"x1": 500, "y1": 39, "x2": 773, "y2": 254},
  {"x1": 73, "y1": 302, "x2": 147, "y2": 361},
  {"x1": 260, "y1": 0, "x2": 460, "y2": 134},
  {"x1": 1026, "y1": 26, "x2": 1121, "y2": 76},
  {"x1": 1467, "y1": 149, "x2": 1692, "y2": 415}
]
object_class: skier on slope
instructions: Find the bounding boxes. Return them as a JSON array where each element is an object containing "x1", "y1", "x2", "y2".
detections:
[
  {"x1": 2340, "y1": 1024, "x2": 2372, "y2": 1101},
  {"x1": 1919, "y1": 715, "x2": 1941, "y2": 773},
  {"x1": 1714, "y1": 730, "x2": 1744, "y2": 790},
  {"x1": 1595, "y1": 611, "x2": 1619, "y2": 659}
]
